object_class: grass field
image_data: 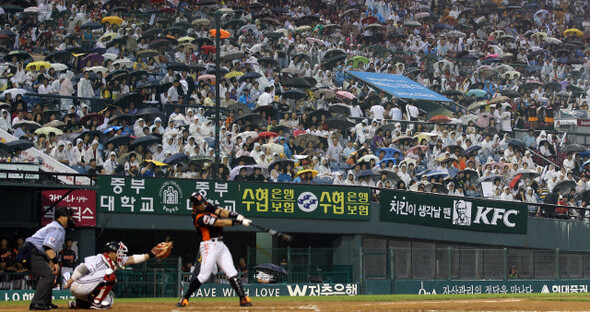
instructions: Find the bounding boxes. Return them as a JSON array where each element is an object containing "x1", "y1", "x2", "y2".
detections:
[{"x1": 3, "y1": 293, "x2": 590, "y2": 311}]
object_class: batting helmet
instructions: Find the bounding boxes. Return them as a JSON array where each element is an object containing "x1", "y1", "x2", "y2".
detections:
[{"x1": 189, "y1": 192, "x2": 206, "y2": 205}]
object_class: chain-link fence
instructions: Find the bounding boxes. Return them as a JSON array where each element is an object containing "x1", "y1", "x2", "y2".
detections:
[{"x1": 362, "y1": 246, "x2": 590, "y2": 281}]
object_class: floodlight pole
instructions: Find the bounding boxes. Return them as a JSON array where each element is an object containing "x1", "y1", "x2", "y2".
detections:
[{"x1": 213, "y1": 10, "x2": 221, "y2": 180}]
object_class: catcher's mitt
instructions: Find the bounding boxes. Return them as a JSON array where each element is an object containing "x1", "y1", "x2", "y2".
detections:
[{"x1": 151, "y1": 242, "x2": 173, "y2": 258}]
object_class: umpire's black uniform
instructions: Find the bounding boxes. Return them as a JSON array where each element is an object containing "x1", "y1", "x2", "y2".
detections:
[{"x1": 19, "y1": 207, "x2": 74, "y2": 310}]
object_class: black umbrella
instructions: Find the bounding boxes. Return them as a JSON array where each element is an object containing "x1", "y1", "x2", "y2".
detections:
[
  {"x1": 239, "y1": 72, "x2": 262, "y2": 81},
  {"x1": 164, "y1": 27, "x2": 187, "y2": 36},
  {"x1": 254, "y1": 263, "x2": 288, "y2": 275},
  {"x1": 281, "y1": 77, "x2": 314, "y2": 89},
  {"x1": 1, "y1": 4, "x2": 23, "y2": 13},
  {"x1": 324, "y1": 49, "x2": 346, "y2": 60},
  {"x1": 268, "y1": 159, "x2": 296, "y2": 170},
  {"x1": 164, "y1": 152, "x2": 189, "y2": 165},
  {"x1": 74, "y1": 130, "x2": 104, "y2": 141},
  {"x1": 142, "y1": 28, "x2": 162, "y2": 38},
  {"x1": 462, "y1": 145, "x2": 482, "y2": 156},
  {"x1": 302, "y1": 77, "x2": 317, "y2": 88},
  {"x1": 224, "y1": 19, "x2": 246, "y2": 29},
  {"x1": 107, "y1": 135, "x2": 134, "y2": 146},
  {"x1": 258, "y1": 57, "x2": 279, "y2": 66},
  {"x1": 562, "y1": 144, "x2": 588, "y2": 153},
  {"x1": 269, "y1": 125, "x2": 290, "y2": 134},
  {"x1": 507, "y1": 138, "x2": 526, "y2": 148},
  {"x1": 552, "y1": 180, "x2": 577, "y2": 194},
  {"x1": 194, "y1": 37, "x2": 214, "y2": 46},
  {"x1": 189, "y1": 156, "x2": 214, "y2": 165},
  {"x1": 264, "y1": 32, "x2": 284, "y2": 39},
  {"x1": 4, "y1": 50, "x2": 31, "y2": 62},
  {"x1": 324, "y1": 116, "x2": 355, "y2": 129},
  {"x1": 81, "y1": 22, "x2": 103, "y2": 29},
  {"x1": 129, "y1": 135, "x2": 161, "y2": 150},
  {"x1": 500, "y1": 89, "x2": 520, "y2": 98},
  {"x1": 567, "y1": 85, "x2": 585, "y2": 94},
  {"x1": 167, "y1": 63, "x2": 189, "y2": 72},
  {"x1": 6, "y1": 139, "x2": 33, "y2": 152},
  {"x1": 309, "y1": 109, "x2": 332, "y2": 120},
  {"x1": 231, "y1": 155, "x2": 257, "y2": 167},
  {"x1": 134, "y1": 107, "x2": 166, "y2": 122},
  {"x1": 226, "y1": 102, "x2": 251, "y2": 115},
  {"x1": 233, "y1": 113, "x2": 262, "y2": 125},
  {"x1": 322, "y1": 54, "x2": 347, "y2": 70},
  {"x1": 252, "y1": 105, "x2": 276, "y2": 115},
  {"x1": 113, "y1": 92, "x2": 144, "y2": 108},
  {"x1": 329, "y1": 103, "x2": 351, "y2": 115},
  {"x1": 45, "y1": 50, "x2": 70, "y2": 62},
  {"x1": 108, "y1": 114, "x2": 133, "y2": 125},
  {"x1": 282, "y1": 90, "x2": 306, "y2": 99}
]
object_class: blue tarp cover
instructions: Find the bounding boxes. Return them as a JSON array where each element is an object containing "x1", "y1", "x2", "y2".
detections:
[{"x1": 347, "y1": 71, "x2": 452, "y2": 102}]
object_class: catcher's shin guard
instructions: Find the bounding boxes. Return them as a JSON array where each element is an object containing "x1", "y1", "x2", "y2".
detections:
[
  {"x1": 183, "y1": 278, "x2": 202, "y2": 300},
  {"x1": 91, "y1": 272, "x2": 117, "y2": 305},
  {"x1": 228, "y1": 276, "x2": 247, "y2": 299}
]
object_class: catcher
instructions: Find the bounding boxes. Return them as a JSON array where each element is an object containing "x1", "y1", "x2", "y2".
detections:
[
  {"x1": 177, "y1": 193, "x2": 252, "y2": 307},
  {"x1": 65, "y1": 240, "x2": 172, "y2": 309}
]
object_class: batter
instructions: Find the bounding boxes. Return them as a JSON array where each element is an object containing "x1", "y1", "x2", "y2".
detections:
[{"x1": 177, "y1": 193, "x2": 252, "y2": 307}]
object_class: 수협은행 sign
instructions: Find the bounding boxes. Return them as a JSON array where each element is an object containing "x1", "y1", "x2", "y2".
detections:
[
  {"x1": 380, "y1": 190, "x2": 527, "y2": 234},
  {"x1": 96, "y1": 176, "x2": 370, "y2": 220}
]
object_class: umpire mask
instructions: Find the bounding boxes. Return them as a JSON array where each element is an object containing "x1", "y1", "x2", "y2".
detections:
[{"x1": 55, "y1": 206, "x2": 76, "y2": 229}]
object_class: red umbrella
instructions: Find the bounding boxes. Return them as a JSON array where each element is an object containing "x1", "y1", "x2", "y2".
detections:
[
  {"x1": 405, "y1": 145, "x2": 428, "y2": 156},
  {"x1": 198, "y1": 74, "x2": 216, "y2": 82},
  {"x1": 361, "y1": 16, "x2": 377, "y2": 24},
  {"x1": 509, "y1": 174, "x2": 522, "y2": 189},
  {"x1": 160, "y1": 8, "x2": 176, "y2": 13},
  {"x1": 201, "y1": 45, "x2": 216, "y2": 54},
  {"x1": 336, "y1": 90, "x2": 355, "y2": 100},
  {"x1": 258, "y1": 131, "x2": 278, "y2": 140},
  {"x1": 79, "y1": 113, "x2": 105, "y2": 125},
  {"x1": 429, "y1": 115, "x2": 452, "y2": 123}
]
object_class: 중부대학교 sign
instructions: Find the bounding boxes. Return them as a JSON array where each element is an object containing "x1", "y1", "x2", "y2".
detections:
[
  {"x1": 379, "y1": 189, "x2": 527, "y2": 234},
  {"x1": 96, "y1": 176, "x2": 371, "y2": 220}
]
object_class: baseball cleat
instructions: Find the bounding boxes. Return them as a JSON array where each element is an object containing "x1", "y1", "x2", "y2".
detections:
[
  {"x1": 240, "y1": 296, "x2": 252, "y2": 307},
  {"x1": 176, "y1": 298, "x2": 188, "y2": 307},
  {"x1": 68, "y1": 300, "x2": 77, "y2": 309}
]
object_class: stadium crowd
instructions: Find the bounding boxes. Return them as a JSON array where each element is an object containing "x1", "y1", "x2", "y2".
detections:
[{"x1": 1, "y1": 0, "x2": 590, "y2": 217}]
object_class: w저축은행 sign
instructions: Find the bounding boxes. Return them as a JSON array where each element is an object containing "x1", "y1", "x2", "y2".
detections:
[
  {"x1": 380, "y1": 190, "x2": 527, "y2": 234},
  {"x1": 96, "y1": 176, "x2": 371, "y2": 220}
]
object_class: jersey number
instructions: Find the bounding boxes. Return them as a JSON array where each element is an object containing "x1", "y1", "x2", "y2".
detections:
[{"x1": 202, "y1": 215, "x2": 216, "y2": 226}]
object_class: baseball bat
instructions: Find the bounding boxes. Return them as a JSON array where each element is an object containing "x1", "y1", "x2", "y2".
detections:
[{"x1": 250, "y1": 223, "x2": 293, "y2": 243}]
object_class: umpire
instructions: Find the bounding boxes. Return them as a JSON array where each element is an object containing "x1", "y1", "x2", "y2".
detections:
[{"x1": 22, "y1": 206, "x2": 75, "y2": 310}]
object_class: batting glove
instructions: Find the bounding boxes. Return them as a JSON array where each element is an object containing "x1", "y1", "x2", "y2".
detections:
[
  {"x1": 236, "y1": 214, "x2": 245, "y2": 222},
  {"x1": 242, "y1": 219, "x2": 252, "y2": 226}
]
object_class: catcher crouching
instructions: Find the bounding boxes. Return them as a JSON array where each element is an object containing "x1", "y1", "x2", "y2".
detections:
[{"x1": 65, "y1": 240, "x2": 173, "y2": 309}]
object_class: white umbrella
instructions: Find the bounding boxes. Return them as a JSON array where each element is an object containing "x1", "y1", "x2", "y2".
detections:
[
  {"x1": 545, "y1": 37, "x2": 562, "y2": 45},
  {"x1": 237, "y1": 131, "x2": 258, "y2": 141},
  {"x1": 111, "y1": 58, "x2": 133, "y2": 68},
  {"x1": 102, "y1": 53, "x2": 118, "y2": 61},
  {"x1": 1, "y1": 88, "x2": 27, "y2": 99},
  {"x1": 261, "y1": 143, "x2": 284, "y2": 154},
  {"x1": 50, "y1": 63, "x2": 68, "y2": 71},
  {"x1": 85, "y1": 66, "x2": 109, "y2": 74},
  {"x1": 359, "y1": 154, "x2": 380, "y2": 163}
]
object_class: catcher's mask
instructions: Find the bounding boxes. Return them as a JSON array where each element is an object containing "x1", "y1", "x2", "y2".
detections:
[{"x1": 103, "y1": 241, "x2": 128, "y2": 267}]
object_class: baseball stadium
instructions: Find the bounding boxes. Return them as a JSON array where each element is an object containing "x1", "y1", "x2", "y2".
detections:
[{"x1": 3, "y1": 0, "x2": 590, "y2": 310}]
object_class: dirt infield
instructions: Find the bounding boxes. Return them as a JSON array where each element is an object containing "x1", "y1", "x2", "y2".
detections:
[{"x1": 2, "y1": 298, "x2": 590, "y2": 311}]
